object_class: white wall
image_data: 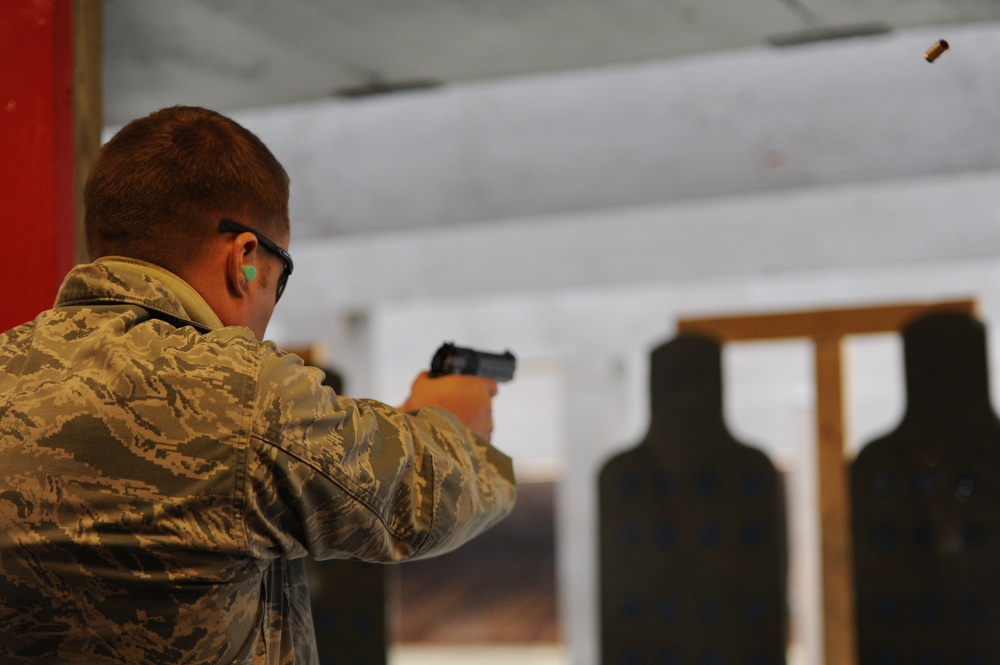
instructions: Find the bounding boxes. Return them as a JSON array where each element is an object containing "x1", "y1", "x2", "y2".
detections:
[{"x1": 239, "y1": 23, "x2": 1000, "y2": 240}]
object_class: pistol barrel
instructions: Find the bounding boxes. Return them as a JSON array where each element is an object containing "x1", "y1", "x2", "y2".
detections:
[{"x1": 430, "y1": 343, "x2": 517, "y2": 382}]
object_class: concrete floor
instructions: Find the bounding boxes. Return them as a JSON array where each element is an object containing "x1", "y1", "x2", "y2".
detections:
[{"x1": 389, "y1": 645, "x2": 568, "y2": 665}]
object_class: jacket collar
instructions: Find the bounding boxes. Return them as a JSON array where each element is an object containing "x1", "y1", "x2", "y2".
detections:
[{"x1": 55, "y1": 257, "x2": 224, "y2": 333}]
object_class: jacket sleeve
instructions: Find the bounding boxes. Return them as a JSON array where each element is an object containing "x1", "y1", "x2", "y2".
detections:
[{"x1": 241, "y1": 345, "x2": 517, "y2": 562}]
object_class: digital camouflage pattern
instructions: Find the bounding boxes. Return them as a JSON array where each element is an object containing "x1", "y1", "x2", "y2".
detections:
[{"x1": 0, "y1": 259, "x2": 516, "y2": 664}]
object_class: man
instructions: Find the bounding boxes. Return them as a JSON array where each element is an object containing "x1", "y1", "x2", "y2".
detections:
[{"x1": 0, "y1": 106, "x2": 516, "y2": 664}]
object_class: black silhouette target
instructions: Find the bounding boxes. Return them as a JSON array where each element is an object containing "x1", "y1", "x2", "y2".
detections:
[
  {"x1": 599, "y1": 335, "x2": 788, "y2": 665},
  {"x1": 852, "y1": 313, "x2": 1000, "y2": 665}
]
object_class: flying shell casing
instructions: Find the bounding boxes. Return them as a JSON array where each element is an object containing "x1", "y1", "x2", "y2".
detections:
[{"x1": 924, "y1": 40, "x2": 949, "y2": 63}]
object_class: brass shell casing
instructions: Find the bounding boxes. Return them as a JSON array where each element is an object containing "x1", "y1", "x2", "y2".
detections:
[{"x1": 924, "y1": 40, "x2": 949, "y2": 63}]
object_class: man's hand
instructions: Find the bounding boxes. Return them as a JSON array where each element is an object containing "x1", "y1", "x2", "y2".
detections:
[{"x1": 400, "y1": 371, "x2": 498, "y2": 440}]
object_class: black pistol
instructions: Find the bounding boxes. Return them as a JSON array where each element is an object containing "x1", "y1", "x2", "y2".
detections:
[{"x1": 429, "y1": 343, "x2": 516, "y2": 382}]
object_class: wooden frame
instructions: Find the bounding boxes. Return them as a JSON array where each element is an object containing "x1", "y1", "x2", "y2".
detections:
[{"x1": 677, "y1": 299, "x2": 978, "y2": 665}]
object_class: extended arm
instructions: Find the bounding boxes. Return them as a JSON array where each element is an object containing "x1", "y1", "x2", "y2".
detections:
[{"x1": 242, "y1": 350, "x2": 516, "y2": 563}]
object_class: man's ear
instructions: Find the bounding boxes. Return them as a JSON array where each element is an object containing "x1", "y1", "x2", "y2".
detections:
[{"x1": 226, "y1": 233, "x2": 259, "y2": 298}]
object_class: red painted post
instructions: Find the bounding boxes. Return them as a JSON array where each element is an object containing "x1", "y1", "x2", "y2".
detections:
[{"x1": 0, "y1": 0, "x2": 76, "y2": 332}]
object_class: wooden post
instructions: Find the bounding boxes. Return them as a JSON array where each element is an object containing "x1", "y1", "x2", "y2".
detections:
[
  {"x1": 73, "y1": 0, "x2": 103, "y2": 264},
  {"x1": 677, "y1": 299, "x2": 978, "y2": 665},
  {"x1": 814, "y1": 336, "x2": 855, "y2": 665}
]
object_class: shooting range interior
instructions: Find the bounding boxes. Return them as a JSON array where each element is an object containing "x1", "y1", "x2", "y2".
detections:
[{"x1": 10, "y1": 2, "x2": 1000, "y2": 663}]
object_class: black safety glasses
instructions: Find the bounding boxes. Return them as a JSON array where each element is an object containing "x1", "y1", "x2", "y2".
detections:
[{"x1": 220, "y1": 219, "x2": 294, "y2": 302}]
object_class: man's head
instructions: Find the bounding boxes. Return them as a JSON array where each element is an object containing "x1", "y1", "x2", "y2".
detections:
[
  {"x1": 85, "y1": 106, "x2": 293, "y2": 339},
  {"x1": 85, "y1": 105, "x2": 290, "y2": 264}
]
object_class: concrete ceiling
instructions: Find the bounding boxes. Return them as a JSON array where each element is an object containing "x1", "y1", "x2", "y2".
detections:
[{"x1": 102, "y1": 0, "x2": 1000, "y2": 125}]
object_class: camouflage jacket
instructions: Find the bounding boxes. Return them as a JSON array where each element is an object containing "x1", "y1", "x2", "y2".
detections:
[{"x1": 0, "y1": 258, "x2": 516, "y2": 664}]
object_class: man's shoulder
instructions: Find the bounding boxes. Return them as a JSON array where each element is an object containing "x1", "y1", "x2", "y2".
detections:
[{"x1": 0, "y1": 319, "x2": 36, "y2": 377}]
